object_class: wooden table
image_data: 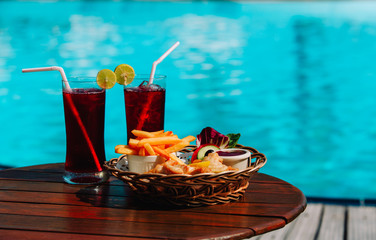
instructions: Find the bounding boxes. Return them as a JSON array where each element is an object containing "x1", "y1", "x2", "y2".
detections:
[{"x1": 0, "y1": 163, "x2": 306, "y2": 239}]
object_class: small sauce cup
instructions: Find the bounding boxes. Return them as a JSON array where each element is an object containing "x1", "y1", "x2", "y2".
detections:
[
  {"x1": 216, "y1": 149, "x2": 251, "y2": 170},
  {"x1": 126, "y1": 155, "x2": 164, "y2": 174}
]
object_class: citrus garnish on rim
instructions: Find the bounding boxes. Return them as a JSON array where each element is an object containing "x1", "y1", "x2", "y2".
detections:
[
  {"x1": 96, "y1": 69, "x2": 116, "y2": 89},
  {"x1": 114, "y1": 64, "x2": 135, "y2": 85}
]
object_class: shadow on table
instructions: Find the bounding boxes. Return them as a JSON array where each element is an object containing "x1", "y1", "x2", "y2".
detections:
[{"x1": 75, "y1": 184, "x2": 192, "y2": 210}]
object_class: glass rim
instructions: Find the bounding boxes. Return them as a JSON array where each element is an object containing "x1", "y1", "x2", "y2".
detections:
[
  {"x1": 62, "y1": 74, "x2": 166, "y2": 83},
  {"x1": 131, "y1": 74, "x2": 166, "y2": 80}
]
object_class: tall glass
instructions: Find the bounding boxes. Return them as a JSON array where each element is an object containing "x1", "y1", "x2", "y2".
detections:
[
  {"x1": 124, "y1": 75, "x2": 166, "y2": 140},
  {"x1": 62, "y1": 77, "x2": 108, "y2": 184}
]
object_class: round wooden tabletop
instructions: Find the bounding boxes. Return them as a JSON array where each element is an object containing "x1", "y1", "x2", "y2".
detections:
[{"x1": 0, "y1": 163, "x2": 306, "y2": 239}]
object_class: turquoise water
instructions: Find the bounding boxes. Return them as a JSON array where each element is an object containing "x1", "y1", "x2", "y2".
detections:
[{"x1": 1, "y1": 1, "x2": 376, "y2": 199}]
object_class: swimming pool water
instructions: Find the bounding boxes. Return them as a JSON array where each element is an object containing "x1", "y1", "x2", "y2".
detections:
[{"x1": 1, "y1": 1, "x2": 376, "y2": 199}]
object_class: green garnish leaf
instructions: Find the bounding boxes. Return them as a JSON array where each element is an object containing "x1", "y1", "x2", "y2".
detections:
[{"x1": 227, "y1": 133, "x2": 241, "y2": 148}]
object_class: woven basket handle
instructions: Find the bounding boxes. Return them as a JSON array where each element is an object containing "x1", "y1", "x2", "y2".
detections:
[
  {"x1": 235, "y1": 145, "x2": 267, "y2": 169},
  {"x1": 249, "y1": 152, "x2": 267, "y2": 169}
]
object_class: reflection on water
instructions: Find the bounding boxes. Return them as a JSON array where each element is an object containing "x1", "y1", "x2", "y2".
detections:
[{"x1": 0, "y1": 1, "x2": 376, "y2": 199}]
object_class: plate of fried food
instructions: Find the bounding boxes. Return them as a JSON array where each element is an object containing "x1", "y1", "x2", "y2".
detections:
[{"x1": 104, "y1": 127, "x2": 267, "y2": 207}]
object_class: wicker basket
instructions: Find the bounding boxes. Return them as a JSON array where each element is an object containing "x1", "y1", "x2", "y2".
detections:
[{"x1": 104, "y1": 145, "x2": 267, "y2": 207}]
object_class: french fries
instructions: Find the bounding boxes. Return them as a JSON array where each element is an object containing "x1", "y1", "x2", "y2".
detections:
[
  {"x1": 181, "y1": 135, "x2": 196, "y2": 143},
  {"x1": 115, "y1": 129, "x2": 195, "y2": 163},
  {"x1": 137, "y1": 136, "x2": 181, "y2": 147},
  {"x1": 131, "y1": 129, "x2": 164, "y2": 138},
  {"x1": 144, "y1": 143, "x2": 156, "y2": 155},
  {"x1": 164, "y1": 140, "x2": 190, "y2": 153},
  {"x1": 115, "y1": 145, "x2": 138, "y2": 155}
]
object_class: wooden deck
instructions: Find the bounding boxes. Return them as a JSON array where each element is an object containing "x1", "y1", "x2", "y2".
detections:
[{"x1": 247, "y1": 202, "x2": 376, "y2": 240}]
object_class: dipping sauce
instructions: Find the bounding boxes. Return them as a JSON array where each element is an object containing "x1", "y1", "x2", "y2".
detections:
[{"x1": 217, "y1": 150, "x2": 247, "y2": 157}]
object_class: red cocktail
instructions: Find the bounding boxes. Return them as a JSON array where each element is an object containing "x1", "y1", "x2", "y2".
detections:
[
  {"x1": 124, "y1": 75, "x2": 166, "y2": 140},
  {"x1": 62, "y1": 78, "x2": 108, "y2": 184}
]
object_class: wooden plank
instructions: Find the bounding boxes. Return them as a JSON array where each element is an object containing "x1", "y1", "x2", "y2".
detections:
[
  {"x1": 0, "y1": 180, "x2": 306, "y2": 223},
  {"x1": 0, "y1": 189, "x2": 133, "y2": 208},
  {"x1": 0, "y1": 169, "x2": 149, "y2": 186},
  {"x1": 251, "y1": 173, "x2": 291, "y2": 185},
  {"x1": 0, "y1": 178, "x2": 297, "y2": 202},
  {"x1": 348, "y1": 206, "x2": 376, "y2": 240},
  {"x1": 0, "y1": 179, "x2": 128, "y2": 197},
  {"x1": 15, "y1": 163, "x2": 65, "y2": 173},
  {"x1": 0, "y1": 188, "x2": 298, "y2": 229},
  {"x1": 2, "y1": 163, "x2": 141, "y2": 186},
  {"x1": 0, "y1": 213, "x2": 255, "y2": 239},
  {"x1": 317, "y1": 205, "x2": 345, "y2": 240},
  {"x1": 187, "y1": 229, "x2": 254, "y2": 240},
  {"x1": 244, "y1": 182, "x2": 306, "y2": 223},
  {"x1": 182, "y1": 202, "x2": 304, "y2": 222},
  {"x1": 0, "y1": 201, "x2": 283, "y2": 233},
  {"x1": 282, "y1": 203, "x2": 323, "y2": 240},
  {"x1": 0, "y1": 170, "x2": 64, "y2": 182},
  {"x1": 253, "y1": 217, "x2": 297, "y2": 240},
  {"x1": 0, "y1": 187, "x2": 300, "y2": 217},
  {"x1": 247, "y1": 181, "x2": 300, "y2": 193},
  {"x1": 244, "y1": 190, "x2": 306, "y2": 207},
  {"x1": 0, "y1": 229, "x2": 151, "y2": 240}
]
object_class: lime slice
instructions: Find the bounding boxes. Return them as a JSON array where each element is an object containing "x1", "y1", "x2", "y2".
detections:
[
  {"x1": 97, "y1": 69, "x2": 116, "y2": 89},
  {"x1": 114, "y1": 64, "x2": 135, "y2": 85}
]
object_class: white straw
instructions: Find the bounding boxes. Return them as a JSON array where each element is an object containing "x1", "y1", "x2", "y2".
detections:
[
  {"x1": 149, "y1": 41, "x2": 180, "y2": 85},
  {"x1": 22, "y1": 66, "x2": 72, "y2": 92}
]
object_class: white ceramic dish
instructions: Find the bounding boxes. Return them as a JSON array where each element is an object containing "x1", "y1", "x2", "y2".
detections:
[
  {"x1": 215, "y1": 148, "x2": 251, "y2": 170},
  {"x1": 115, "y1": 155, "x2": 164, "y2": 174}
]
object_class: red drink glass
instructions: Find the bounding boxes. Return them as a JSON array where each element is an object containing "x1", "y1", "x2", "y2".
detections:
[
  {"x1": 62, "y1": 77, "x2": 108, "y2": 184},
  {"x1": 124, "y1": 75, "x2": 166, "y2": 140}
]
